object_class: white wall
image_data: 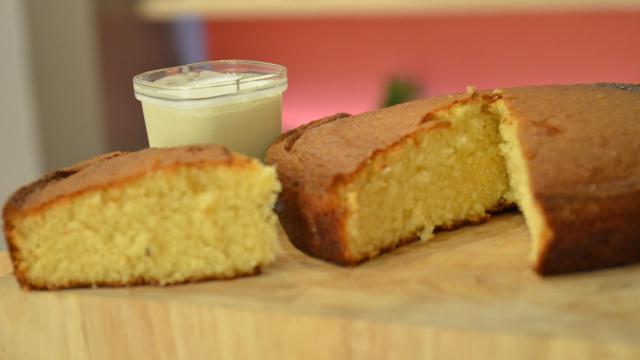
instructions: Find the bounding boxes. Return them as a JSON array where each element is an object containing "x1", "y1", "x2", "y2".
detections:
[
  {"x1": 0, "y1": 1, "x2": 43, "y2": 251},
  {"x1": 26, "y1": 0, "x2": 107, "y2": 171},
  {"x1": 0, "y1": 1, "x2": 175, "y2": 252}
]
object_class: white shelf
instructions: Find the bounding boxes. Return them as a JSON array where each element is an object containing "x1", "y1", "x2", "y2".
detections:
[{"x1": 137, "y1": 0, "x2": 640, "y2": 20}]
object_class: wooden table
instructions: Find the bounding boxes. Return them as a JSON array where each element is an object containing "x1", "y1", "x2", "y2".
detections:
[{"x1": 1, "y1": 212, "x2": 639, "y2": 359}]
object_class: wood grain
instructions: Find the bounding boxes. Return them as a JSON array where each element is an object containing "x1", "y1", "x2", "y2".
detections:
[
  {"x1": 1, "y1": 212, "x2": 639, "y2": 359},
  {"x1": 0, "y1": 249, "x2": 11, "y2": 277}
]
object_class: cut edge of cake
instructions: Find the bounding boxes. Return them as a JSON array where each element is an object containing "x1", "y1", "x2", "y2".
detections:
[
  {"x1": 334, "y1": 93, "x2": 515, "y2": 263},
  {"x1": 493, "y1": 100, "x2": 553, "y2": 272}
]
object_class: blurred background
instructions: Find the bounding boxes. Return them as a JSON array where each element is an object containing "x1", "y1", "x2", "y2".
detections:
[{"x1": 1, "y1": 0, "x2": 639, "y2": 249}]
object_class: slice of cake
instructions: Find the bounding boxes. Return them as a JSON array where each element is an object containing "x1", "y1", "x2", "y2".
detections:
[
  {"x1": 266, "y1": 83, "x2": 640, "y2": 275},
  {"x1": 3, "y1": 145, "x2": 281, "y2": 289}
]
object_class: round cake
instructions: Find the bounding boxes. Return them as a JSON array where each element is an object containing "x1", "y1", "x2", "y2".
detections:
[{"x1": 266, "y1": 83, "x2": 640, "y2": 275}]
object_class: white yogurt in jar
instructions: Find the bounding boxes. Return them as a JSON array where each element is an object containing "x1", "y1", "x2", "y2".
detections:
[{"x1": 133, "y1": 61, "x2": 287, "y2": 160}]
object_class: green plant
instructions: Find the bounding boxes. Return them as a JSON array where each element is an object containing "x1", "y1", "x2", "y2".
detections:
[{"x1": 380, "y1": 75, "x2": 423, "y2": 108}]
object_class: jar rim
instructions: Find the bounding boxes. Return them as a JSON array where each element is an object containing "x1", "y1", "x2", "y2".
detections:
[{"x1": 133, "y1": 60, "x2": 287, "y2": 101}]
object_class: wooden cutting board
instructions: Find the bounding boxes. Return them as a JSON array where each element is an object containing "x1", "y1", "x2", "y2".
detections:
[{"x1": 1, "y1": 212, "x2": 639, "y2": 360}]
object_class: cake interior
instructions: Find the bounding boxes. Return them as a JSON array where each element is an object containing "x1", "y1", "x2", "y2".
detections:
[
  {"x1": 340, "y1": 97, "x2": 546, "y2": 263},
  {"x1": 495, "y1": 101, "x2": 550, "y2": 261},
  {"x1": 11, "y1": 163, "x2": 280, "y2": 288}
]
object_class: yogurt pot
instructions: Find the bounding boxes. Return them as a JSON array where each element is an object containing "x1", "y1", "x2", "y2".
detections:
[{"x1": 133, "y1": 60, "x2": 287, "y2": 160}]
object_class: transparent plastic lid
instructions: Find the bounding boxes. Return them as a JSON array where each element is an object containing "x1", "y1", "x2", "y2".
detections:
[{"x1": 133, "y1": 60, "x2": 287, "y2": 106}]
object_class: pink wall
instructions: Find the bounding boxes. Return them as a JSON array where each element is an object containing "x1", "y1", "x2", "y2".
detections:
[{"x1": 206, "y1": 12, "x2": 640, "y2": 130}]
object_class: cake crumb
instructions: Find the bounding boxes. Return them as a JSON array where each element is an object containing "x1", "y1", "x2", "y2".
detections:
[
  {"x1": 419, "y1": 225, "x2": 435, "y2": 242},
  {"x1": 466, "y1": 85, "x2": 476, "y2": 94}
]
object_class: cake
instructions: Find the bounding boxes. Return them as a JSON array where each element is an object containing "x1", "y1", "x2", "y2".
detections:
[
  {"x1": 266, "y1": 83, "x2": 640, "y2": 275},
  {"x1": 3, "y1": 145, "x2": 281, "y2": 290}
]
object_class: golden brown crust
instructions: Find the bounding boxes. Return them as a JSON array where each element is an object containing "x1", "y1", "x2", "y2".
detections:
[
  {"x1": 20, "y1": 266, "x2": 262, "y2": 291},
  {"x1": 5, "y1": 145, "x2": 248, "y2": 216},
  {"x1": 268, "y1": 95, "x2": 468, "y2": 194},
  {"x1": 3, "y1": 151, "x2": 128, "y2": 214},
  {"x1": 268, "y1": 84, "x2": 640, "y2": 275},
  {"x1": 500, "y1": 84, "x2": 640, "y2": 275},
  {"x1": 2, "y1": 145, "x2": 256, "y2": 290},
  {"x1": 277, "y1": 112, "x2": 352, "y2": 152}
]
